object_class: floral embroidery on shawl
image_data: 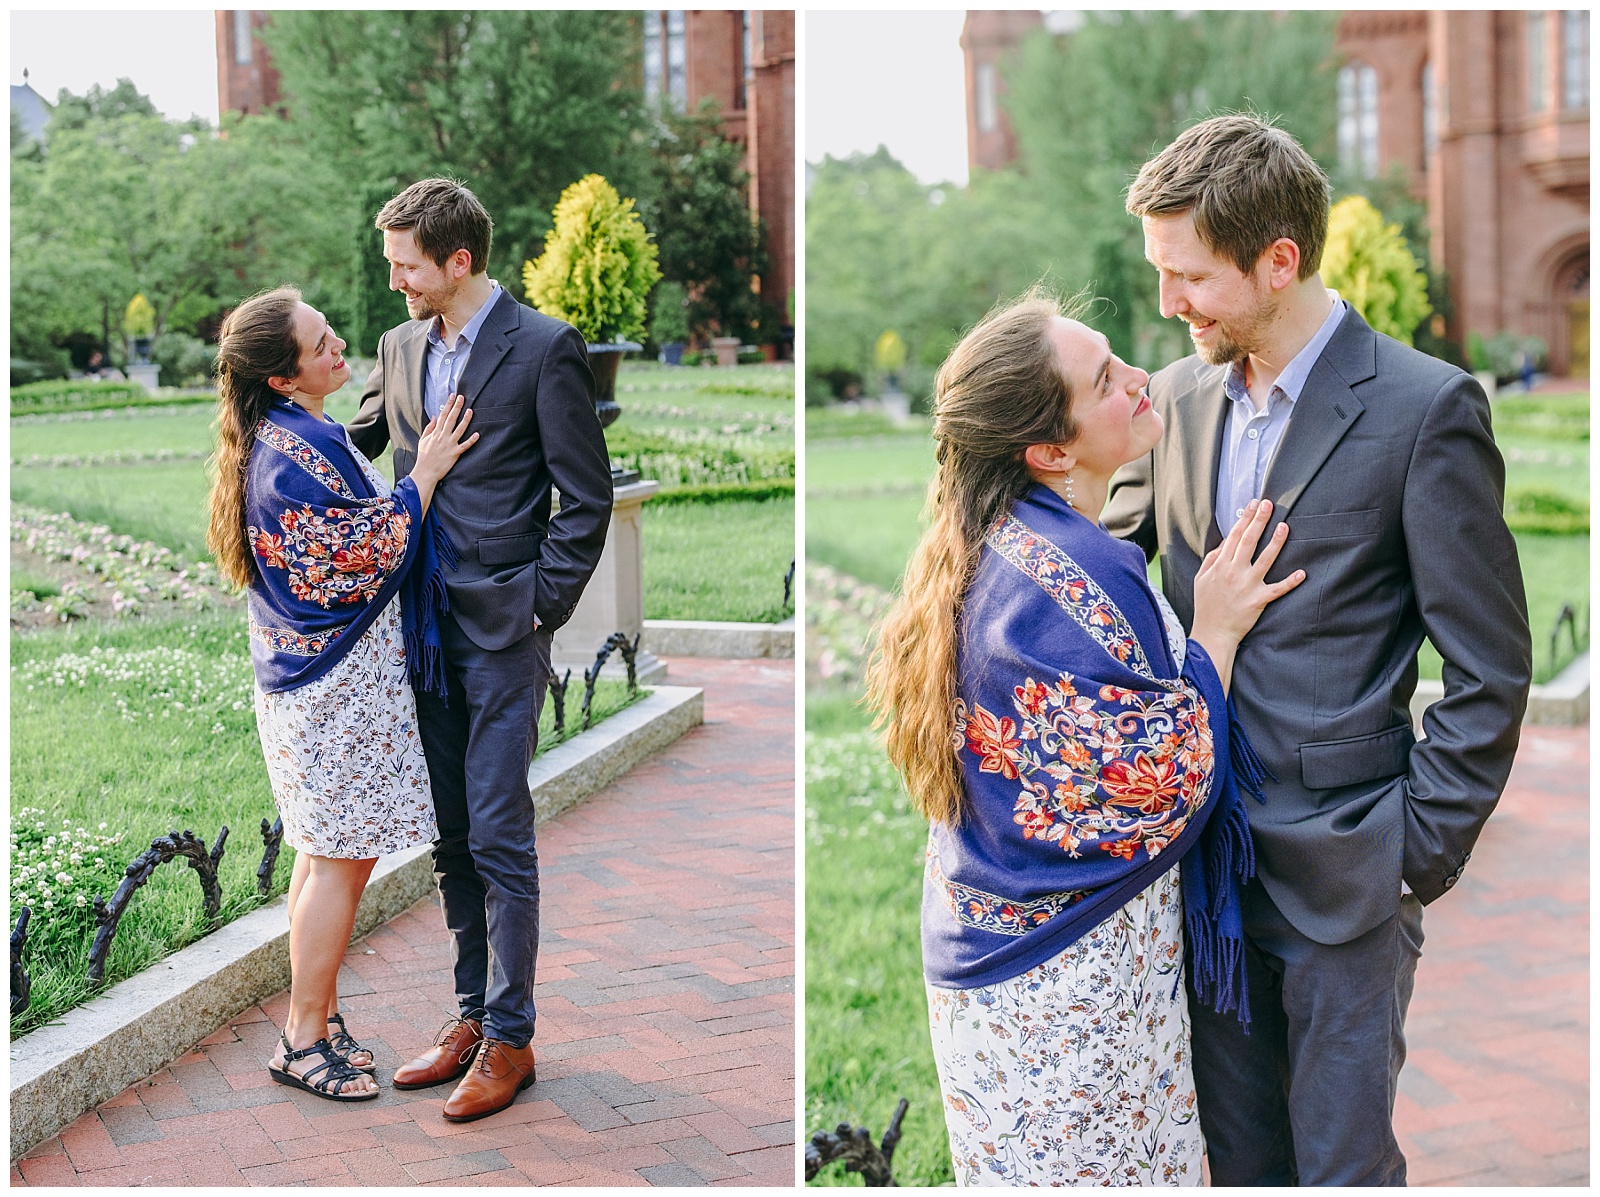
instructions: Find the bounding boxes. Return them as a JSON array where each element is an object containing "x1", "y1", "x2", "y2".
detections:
[
  {"x1": 964, "y1": 670, "x2": 1214, "y2": 863},
  {"x1": 927, "y1": 844, "x2": 1086, "y2": 936},
  {"x1": 249, "y1": 617, "x2": 344, "y2": 658},
  {"x1": 254, "y1": 420, "x2": 361, "y2": 502},
  {"x1": 985, "y1": 514, "x2": 1171, "y2": 686},
  {"x1": 249, "y1": 503, "x2": 412, "y2": 610}
]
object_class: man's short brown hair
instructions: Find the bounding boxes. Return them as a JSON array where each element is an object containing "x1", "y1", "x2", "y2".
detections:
[
  {"x1": 1126, "y1": 113, "x2": 1330, "y2": 281},
  {"x1": 375, "y1": 177, "x2": 493, "y2": 275}
]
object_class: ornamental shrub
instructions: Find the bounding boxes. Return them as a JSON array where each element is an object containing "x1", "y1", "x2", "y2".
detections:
[
  {"x1": 523, "y1": 174, "x2": 662, "y2": 345},
  {"x1": 123, "y1": 294, "x2": 156, "y2": 339},
  {"x1": 1322, "y1": 195, "x2": 1431, "y2": 345}
]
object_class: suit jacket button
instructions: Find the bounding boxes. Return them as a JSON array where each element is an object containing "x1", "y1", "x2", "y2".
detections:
[{"x1": 1443, "y1": 874, "x2": 1457, "y2": 889}]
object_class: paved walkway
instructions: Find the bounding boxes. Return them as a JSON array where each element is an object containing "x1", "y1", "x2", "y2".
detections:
[
  {"x1": 1394, "y1": 724, "x2": 1588, "y2": 1186},
  {"x1": 14, "y1": 657, "x2": 796, "y2": 1187}
]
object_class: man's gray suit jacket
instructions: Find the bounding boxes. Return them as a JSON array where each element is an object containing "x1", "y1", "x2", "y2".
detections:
[
  {"x1": 348, "y1": 290, "x2": 614, "y2": 652},
  {"x1": 1103, "y1": 305, "x2": 1532, "y2": 945}
]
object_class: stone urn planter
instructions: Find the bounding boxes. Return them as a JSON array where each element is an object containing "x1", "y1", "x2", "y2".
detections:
[
  {"x1": 587, "y1": 341, "x2": 642, "y2": 485},
  {"x1": 711, "y1": 335, "x2": 741, "y2": 367}
]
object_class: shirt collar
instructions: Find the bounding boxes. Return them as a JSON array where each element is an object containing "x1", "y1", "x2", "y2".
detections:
[
  {"x1": 1224, "y1": 291, "x2": 1347, "y2": 407},
  {"x1": 427, "y1": 280, "x2": 501, "y2": 351}
]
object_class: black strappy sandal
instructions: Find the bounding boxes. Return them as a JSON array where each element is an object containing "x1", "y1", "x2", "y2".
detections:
[
  {"x1": 268, "y1": 1035, "x2": 379, "y2": 1102},
  {"x1": 326, "y1": 1012, "x2": 377, "y2": 1075}
]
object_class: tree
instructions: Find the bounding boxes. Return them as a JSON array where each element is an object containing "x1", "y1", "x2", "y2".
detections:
[
  {"x1": 258, "y1": 11, "x2": 653, "y2": 302},
  {"x1": 1322, "y1": 195, "x2": 1432, "y2": 344},
  {"x1": 640, "y1": 103, "x2": 769, "y2": 343}
]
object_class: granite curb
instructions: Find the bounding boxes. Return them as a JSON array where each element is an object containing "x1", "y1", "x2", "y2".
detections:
[
  {"x1": 642, "y1": 617, "x2": 795, "y2": 659},
  {"x1": 1411, "y1": 650, "x2": 1588, "y2": 729},
  {"x1": 8, "y1": 684, "x2": 704, "y2": 1160}
]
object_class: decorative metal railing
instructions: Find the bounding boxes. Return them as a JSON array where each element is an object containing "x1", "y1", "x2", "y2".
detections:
[
  {"x1": 11, "y1": 631, "x2": 648, "y2": 1021},
  {"x1": 806, "y1": 1099, "x2": 909, "y2": 1186}
]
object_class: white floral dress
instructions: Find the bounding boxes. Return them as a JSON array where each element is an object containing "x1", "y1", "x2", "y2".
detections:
[
  {"x1": 253, "y1": 436, "x2": 437, "y2": 859},
  {"x1": 926, "y1": 594, "x2": 1203, "y2": 1187}
]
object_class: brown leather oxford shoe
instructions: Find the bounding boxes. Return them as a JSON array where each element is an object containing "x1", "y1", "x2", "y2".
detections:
[
  {"x1": 391, "y1": 1017, "x2": 483, "y2": 1091},
  {"x1": 441, "y1": 1038, "x2": 536, "y2": 1122}
]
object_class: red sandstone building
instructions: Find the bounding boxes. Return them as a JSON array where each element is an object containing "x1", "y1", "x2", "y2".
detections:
[
  {"x1": 215, "y1": 10, "x2": 794, "y2": 348},
  {"x1": 961, "y1": 10, "x2": 1590, "y2": 376}
]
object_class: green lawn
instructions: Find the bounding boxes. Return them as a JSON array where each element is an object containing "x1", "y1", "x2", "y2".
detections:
[
  {"x1": 644, "y1": 497, "x2": 795, "y2": 623},
  {"x1": 11, "y1": 362, "x2": 797, "y2": 624},
  {"x1": 805, "y1": 688, "x2": 953, "y2": 1188}
]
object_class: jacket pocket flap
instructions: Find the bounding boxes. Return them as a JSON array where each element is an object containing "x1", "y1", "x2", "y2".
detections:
[
  {"x1": 477, "y1": 532, "x2": 541, "y2": 565},
  {"x1": 1300, "y1": 722, "x2": 1414, "y2": 790},
  {"x1": 1287, "y1": 508, "x2": 1381, "y2": 541}
]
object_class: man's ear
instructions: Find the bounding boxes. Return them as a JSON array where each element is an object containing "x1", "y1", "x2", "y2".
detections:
[
  {"x1": 451, "y1": 248, "x2": 474, "y2": 281},
  {"x1": 1023, "y1": 442, "x2": 1077, "y2": 475},
  {"x1": 1262, "y1": 237, "x2": 1301, "y2": 291}
]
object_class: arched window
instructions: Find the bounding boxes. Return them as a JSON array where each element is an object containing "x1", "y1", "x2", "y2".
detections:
[
  {"x1": 1338, "y1": 63, "x2": 1379, "y2": 179},
  {"x1": 1563, "y1": 10, "x2": 1589, "y2": 109},
  {"x1": 1528, "y1": 12, "x2": 1549, "y2": 113}
]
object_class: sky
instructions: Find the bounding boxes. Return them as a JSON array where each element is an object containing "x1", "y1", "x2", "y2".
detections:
[
  {"x1": 805, "y1": 10, "x2": 969, "y2": 187},
  {"x1": 12, "y1": 10, "x2": 219, "y2": 126}
]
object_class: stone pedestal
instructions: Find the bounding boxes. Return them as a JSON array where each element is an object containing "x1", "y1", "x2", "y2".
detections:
[
  {"x1": 125, "y1": 363, "x2": 160, "y2": 394},
  {"x1": 551, "y1": 480, "x2": 667, "y2": 684}
]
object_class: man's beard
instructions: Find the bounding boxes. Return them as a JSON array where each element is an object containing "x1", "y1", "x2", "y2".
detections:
[
  {"x1": 1189, "y1": 289, "x2": 1279, "y2": 366},
  {"x1": 408, "y1": 277, "x2": 463, "y2": 323}
]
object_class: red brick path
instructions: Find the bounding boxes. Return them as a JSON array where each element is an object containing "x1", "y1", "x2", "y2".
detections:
[
  {"x1": 14, "y1": 657, "x2": 796, "y2": 1187},
  {"x1": 1395, "y1": 725, "x2": 1588, "y2": 1186}
]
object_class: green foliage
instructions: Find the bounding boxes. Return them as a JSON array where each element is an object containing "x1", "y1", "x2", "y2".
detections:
[
  {"x1": 150, "y1": 332, "x2": 218, "y2": 389},
  {"x1": 10, "y1": 379, "x2": 147, "y2": 413},
  {"x1": 647, "y1": 479, "x2": 795, "y2": 505},
  {"x1": 1504, "y1": 487, "x2": 1589, "y2": 535},
  {"x1": 1322, "y1": 195, "x2": 1431, "y2": 344},
  {"x1": 649, "y1": 280, "x2": 691, "y2": 345},
  {"x1": 1472, "y1": 331, "x2": 1550, "y2": 384},
  {"x1": 640, "y1": 103, "x2": 770, "y2": 342},
  {"x1": 259, "y1": 10, "x2": 652, "y2": 303},
  {"x1": 524, "y1": 174, "x2": 662, "y2": 344}
]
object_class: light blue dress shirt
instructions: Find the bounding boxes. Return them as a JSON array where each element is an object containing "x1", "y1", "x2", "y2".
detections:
[
  {"x1": 1214, "y1": 295, "x2": 1347, "y2": 535},
  {"x1": 424, "y1": 281, "x2": 501, "y2": 422}
]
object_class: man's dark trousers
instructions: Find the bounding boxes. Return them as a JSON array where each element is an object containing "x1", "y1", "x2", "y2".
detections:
[
  {"x1": 415, "y1": 610, "x2": 553, "y2": 1049},
  {"x1": 1188, "y1": 878, "x2": 1426, "y2": 1186}
]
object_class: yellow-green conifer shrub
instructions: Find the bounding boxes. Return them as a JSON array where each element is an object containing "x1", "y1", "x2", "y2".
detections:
[
  {"x1": 1322, "y1": 195, "x2": 1431, "y2": 345},
  {"x1": 124, "y1": 294, "x2": 156, "y2": 339},
  {"x1": 523, "y1": 175, "x2": 662, "y2": 345}
]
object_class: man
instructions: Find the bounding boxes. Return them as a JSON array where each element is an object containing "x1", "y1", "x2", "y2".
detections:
[
  {"x1": 1104, "y1": 115, "x2": 1531, "y2": 1185},
  {"x1": 348, "y1": 177, "x2": 613, "y2": 1122}
]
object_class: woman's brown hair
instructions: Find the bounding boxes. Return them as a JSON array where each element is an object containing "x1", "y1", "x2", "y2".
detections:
[
  {"x1": 206, "y1": 286, "x2": 303, "y2": 589},
  {"x1": 864, "y1": 290, "x2": 1084, "y2": 825}
]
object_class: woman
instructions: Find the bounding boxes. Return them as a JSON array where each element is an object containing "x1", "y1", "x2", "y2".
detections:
[
  {"x1": 207, "y1": 287, "x2": 477, "y2": 1101},
  {"x1": 865, "y1": 293, "x2": 1304, "y2": 1184}
]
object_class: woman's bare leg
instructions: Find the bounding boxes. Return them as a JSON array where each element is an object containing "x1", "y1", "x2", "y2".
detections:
[{"x1": 272, "y1": 854, "x2": 378, "y2": 1093}]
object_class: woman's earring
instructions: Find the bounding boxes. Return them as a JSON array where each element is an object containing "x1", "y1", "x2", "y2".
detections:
[{"x1": 1065, "y1": 471, "x2": 1076, "y2": 508}]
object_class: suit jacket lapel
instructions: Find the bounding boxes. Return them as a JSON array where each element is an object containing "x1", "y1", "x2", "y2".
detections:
[
  {"x1": 398, "y1": 322, "x2": 429, "y2": 437},
  {"x1": 1261, "y1": 306, "x2": 1375, "y2": 517},
  {"x1": 1177, "y1": 366, "x2": 1229, "y2": 552},
  {"x1": 454, "y1": 290, "x2": 519, "y2": 404}
]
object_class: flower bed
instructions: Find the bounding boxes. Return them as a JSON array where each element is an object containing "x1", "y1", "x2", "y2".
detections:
[{"x1": 804, "y1": 560, "x2": 894, "y2": 689}]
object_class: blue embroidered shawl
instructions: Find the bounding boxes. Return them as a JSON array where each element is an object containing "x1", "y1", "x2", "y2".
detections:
[
  {"x1": 923, "y1": 485, "x2": 1260, "y2": 1023},
  {"x1": 244, "y1": 399, "x2": 455, "y2": 698}
]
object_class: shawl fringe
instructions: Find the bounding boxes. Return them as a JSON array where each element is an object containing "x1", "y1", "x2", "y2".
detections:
[{"x1": 401, "y1": 514, "x2": 459, "y2": 703}]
